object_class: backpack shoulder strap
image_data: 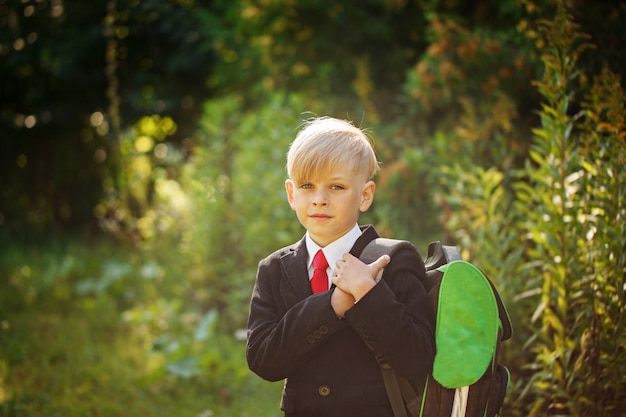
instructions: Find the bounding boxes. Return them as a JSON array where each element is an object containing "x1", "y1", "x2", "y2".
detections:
[
  {"x1": 359, "y1": 238, "x2": 423, "y2": 417},
  {"x1": 360, "y1": 238, "x2": 421, "y2": 283},
  {"x1": 360, "y1": 238, "x2": 419, "y2": 264}
]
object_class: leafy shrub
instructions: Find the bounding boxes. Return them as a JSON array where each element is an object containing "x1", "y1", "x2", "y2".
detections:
[
  {"x1": 377, "y1": 11, "x2": 535, "y2": 243},
  {"x1": 424, "y1": 3, "x2": 625, "y2": 416}
]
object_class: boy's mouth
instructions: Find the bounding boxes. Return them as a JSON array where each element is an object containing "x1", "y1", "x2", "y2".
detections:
[{"x1": 310, "y1": 213, "x2": 331, "y2": 220}]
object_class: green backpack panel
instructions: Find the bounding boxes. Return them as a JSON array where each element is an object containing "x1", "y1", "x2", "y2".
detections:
[{"x1": 434, "y1": 260, "x2": 500, "y2": 388}]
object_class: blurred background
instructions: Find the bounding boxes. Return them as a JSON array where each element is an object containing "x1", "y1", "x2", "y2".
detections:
[{"x1": 1, "y1": 0, "x2": 625, "y2": 416}]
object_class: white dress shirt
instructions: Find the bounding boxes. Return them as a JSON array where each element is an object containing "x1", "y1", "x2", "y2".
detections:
[{"x1": 305, "y1": 224, "x2": 362, "y2": 289}]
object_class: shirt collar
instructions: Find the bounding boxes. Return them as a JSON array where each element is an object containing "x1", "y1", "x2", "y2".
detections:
[{"x1": 306, "y1": 224, "x2": 362, "y2": 273}]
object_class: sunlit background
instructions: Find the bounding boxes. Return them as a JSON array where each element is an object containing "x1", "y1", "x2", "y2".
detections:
[{"x1": 1, "y1": 1, "x2": 625, "y2": 416}]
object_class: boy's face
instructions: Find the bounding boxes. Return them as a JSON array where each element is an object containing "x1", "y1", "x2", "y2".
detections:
[{"x1": 285, "y1": 168, "x2": 375, "y2": 247}]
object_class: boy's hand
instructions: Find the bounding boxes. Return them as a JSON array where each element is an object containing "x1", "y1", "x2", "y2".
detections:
[{"x1": 332, "y1": 253, "x2": 391, "y2": 303}]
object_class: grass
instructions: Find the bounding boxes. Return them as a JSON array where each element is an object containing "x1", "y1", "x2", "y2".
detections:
[{"x1": 0, "y1": 237, "x2": 283, "y2": 417}]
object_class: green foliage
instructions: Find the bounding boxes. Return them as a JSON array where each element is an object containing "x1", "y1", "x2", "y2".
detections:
[
  {"x1": 515, "y1": 20, "x2": 588, "y2": 416},
  {"x1": 575, "y1": 65, "x2": 626, "y2": 417},
  {"x1": 230, "y1": 0, "x2": 429, "y2": 110},
  {"x1": 0, "y1": 237, "x2": 283, "y2": 417},
  {"x1": 427, "y1": 3, "x2": 626, "y2": 416},
  {"x1": 0, "y1": 0, "x2": 217, "y2": 236},
  {"x1": 377, "y1": 9, "x2": 534, "y2": 243},
  {"x1": 96, "y1": 114, "x2": 183, "y2": 244},
  {"x1": 511, "y1": 4, "x2": 625, "y2": 415}
]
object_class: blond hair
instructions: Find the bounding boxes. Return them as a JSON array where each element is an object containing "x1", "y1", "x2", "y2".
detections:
[{"x1": 286, "y1": 117, "x2": 380, "y2": 183}]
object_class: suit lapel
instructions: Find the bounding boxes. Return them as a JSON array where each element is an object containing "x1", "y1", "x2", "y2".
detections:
[
  {"x1": 350, "y1": 225, "x2": 379, "y2": 257},
  {"x1": 280, "y1": 237, "x2": 312, "y2": 301}
]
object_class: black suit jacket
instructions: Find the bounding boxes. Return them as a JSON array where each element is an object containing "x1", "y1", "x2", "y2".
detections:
[{"x1": 246, "y1": 225, "x2": 435, "y2": 417}]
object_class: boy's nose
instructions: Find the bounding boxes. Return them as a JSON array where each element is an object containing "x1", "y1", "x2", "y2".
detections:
[{"x1": 312, "y1": 191, "x2": 329, "y2": 206}]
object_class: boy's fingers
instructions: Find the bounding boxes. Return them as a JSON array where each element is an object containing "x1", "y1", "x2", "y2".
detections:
[{"x1": 370, "y1": 254, "x2": 391, "y2": 271}]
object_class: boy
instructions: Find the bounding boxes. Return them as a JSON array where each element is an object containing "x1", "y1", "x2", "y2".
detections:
[{"x1": 246, "y1": 117, "x2": 435, "y2": 417}]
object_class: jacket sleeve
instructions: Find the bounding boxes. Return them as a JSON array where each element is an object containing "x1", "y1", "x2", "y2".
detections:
[
  {"x1": 343, "y1": 247, "x2": 436, "y2": 378},
  {"x1": 246, "y1": 255, "x2": 348, "y2": 381}
]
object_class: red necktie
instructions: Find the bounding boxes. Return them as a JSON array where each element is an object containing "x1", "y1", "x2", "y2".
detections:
[{"x1": 311, "y1": 250, "x2": 329, "y2": 294}]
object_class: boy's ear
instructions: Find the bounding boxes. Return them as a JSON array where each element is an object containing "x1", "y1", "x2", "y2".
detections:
[
  {"x1": 359, "y1": 180, "x2": 376, "y2": 212},
  {"x1": 285, "y1": 179, "x2": 297, "y2": 210}
]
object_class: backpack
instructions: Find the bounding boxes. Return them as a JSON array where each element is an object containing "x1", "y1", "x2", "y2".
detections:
[{"x1": 359, "y1": 239, "x2": 513, "y2": 417}]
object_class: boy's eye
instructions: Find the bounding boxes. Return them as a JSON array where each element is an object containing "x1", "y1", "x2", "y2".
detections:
[{"x1": 298, "y1": 183, "x2": 345, "y2": 190}]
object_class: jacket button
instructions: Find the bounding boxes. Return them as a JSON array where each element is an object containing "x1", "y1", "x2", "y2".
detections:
[
  {"x1": 318, "y1": 385, "x2": 331, "y2": 397},
  {"x1": 307, "y1": 335, "x2": 315, "y2": 344},
  {"x1": 319, "y1": 325, "x2": 328, "y2": 334}
]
